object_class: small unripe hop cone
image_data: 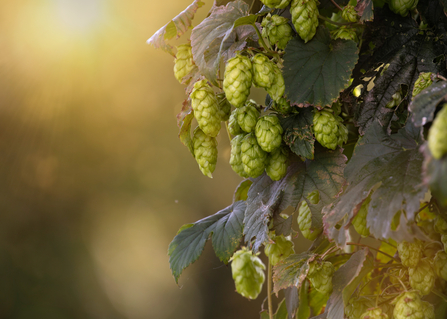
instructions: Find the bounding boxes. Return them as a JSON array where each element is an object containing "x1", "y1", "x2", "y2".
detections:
[
  {"x1": 223, "y1": 54, "x2": 253, "y2": 108},
  {"x1": 174, "y1": 44, "x2": 195, "y2": 84},
  {"x1": 291, "y1": 0, "x2": 319, "y2": 43},
  {"x1": 313, "y1": 109, "x2": 348, "y2": 150},
  {"x1": 255, "y1": 115, "x2": 283, "y2": 153},
  {"x1": 388, "y1": 0, "x2": 419, "y2": 17},
  {"x1": 266, "y1": 147, "x2": 288, "y2": 181},
  {"x1": 229, "y1": 134, "x2": 248, "y2": 178},
  {"x1": 192, "y1": 127, "x2": 218, "y2": 178},
  {"x1": 261, "y1": 14, "x2": 293, "y2": 50},
  {"x1": 392, "y1": 291, "x2": 426, "y2": 319},
  {"x1": 241, "y1": 133, "x2": 268, "y2": 178},
  {"x1": 231, "y1": 247, "x2": 265, "y2": 300},
  {"x1": 397, "y1": 240, "x2": 423, "y2": 268},
  {"x1": 307, "y1": 260, "x2": 334, "y2": 295},
  {"x1": 264, "y1": 234, "x2": 294, "y2": 266},
  {"x1": 236, "y1": 101, "x2": 260, "y2": 133},
  {"x1": 428, "y1": 104, "x2": 447, "y2": 159}
]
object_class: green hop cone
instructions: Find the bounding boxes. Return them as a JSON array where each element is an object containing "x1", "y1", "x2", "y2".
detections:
[
  {"x1": 392, "y1": 291, "x2": 424, "y2": 319},
  {"x1": 216, "y1": 93, "x2": 231, "y2": 121},
  {"x1": 267, "y1": 63, "x2": 285, "y2": 102},
  {"x1": 192, "y1": 127, "x2": 218, "y2": 178},
  {"x1": 230, "y1": 134, "x2": 248, "y2": 177},
  {"x1": 352, "y1": 196, "x2": 371, "y2": 237},
  {"x1": 332, "y1": 26, "x2": 358, "y2": 41},
  {"x1": 272, "y1": 97, "x2": 292, "y2": 114},
  {"x1": 231, "y1": 247, "x2": 266, "y2": 299},
  {"x1": 388, "y1": 0, "x2": 419, "y2": 17},
  {"x1": 434, "y1": 251, "x2": 447, "y2": 281},
  {"x1": 412, "y1": 72, "x2": 433, "y2": 97},
  {"x1": 174, "y1": 43, "x2": 195, "y2": 84},
  {"x1": 313, "y1": 109, "x2": 348, "y2": 150},
  {"x1": 241, "y1": 133, "x2": 268, "y2": 178},
  {"x1": 428, "y1": 104, "x2": 447, "y2": 159},
  {"x1": 264, "y1": 234, "x2": 294, "y2": 266},
  {"x1": 228, "y1": 110, "x2": 243, "y2": 136},
  {"x1": 266, "y1": 146, "x2": 289, "y2": 181},
  {"x1": 345, "y1": 297, "x2": 373, "y2": 319},
  {"x1": 421, "y1": 301, "x2": 435, "y2": 319},
  {"x1": 259, "y1": 0, "x2": 290, "y2": 9},
  {"x1": 435, "y1": 216, "x2": 447, "y2": 234},
  {"x1": 360, "y1": 307, "x2": 389, "y2": 319},
  {"x1": 190, "y1": 80, "x2": 221, "y2": 137},
  {"x1": 255, "y1": 115, "x2": 283, "y2": 152},
  {"x1": 408, "y1": 258, "x2": 435, "y2": 295},
  {"x1": 397, "y1": 240, "x2": 423, "y2": 268},
  {"x1": 291, "y1": 0, "x2": 319, "y2": 43},
  {"x1": 342, "y1": 5, "x2": 359, "y2": 23},
  {"x1": 298, "y1": 191, "x2": 322, "y2": 240},
  {"x1": 307, "y1": 260, "x2": 335, "y2": 295},
  {"x1": 385, "y1": 90, "x2": 402, "y2": 109},
  {"x1": 261, "y1": 14, "x2": 293, "y2": 50},
  {"x1": 236, "y1": 101, "x2": 260, "y2": 133},
  {"x1": 252, "y1": 53, "x2": 276, "y2": 89},
  {"x1": 223, "y1": 54, "x2": 253, "y2": 108}
]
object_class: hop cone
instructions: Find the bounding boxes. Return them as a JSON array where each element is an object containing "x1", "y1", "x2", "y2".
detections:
[
  {"x1": 266, "y1": 146, "x2": 288, "y2": 181},
  {"x1": 223, "y1": 54, "x2": 252, "y2": 108},
  {"x1": 435, "y1": 216, "x2": 447, "y2": 234},
  {"x1": 360, "y1": 307, "x2": 389, "y2": 319},
  {"x1": 332, "y1": 26, "x2": 358, "y2": 41},
  {"x1": 421, "y1": 301, "x2": 435, "y2": 319},
  {"x1": 174, "y1": 44, "x2": 195, "y2": 84},
  {"x1": 267, "y1": 63, "x2": 285, "y2": 102},
  {"x1": 192, "y1": 127, "x2": 218, "y2": 178},
  {"x1": 313, "y1": 109, "x2": 348, "y2": 150},
  {"x1": 261, "y1": 14, "x2": 293, "y2": 50},
  {"x1": 345, "y1": 297, "x2": 374, "y2": 319},
  {"x1": 385, "y1": 90, "x2": 402, "y2": 109},
  {"x1": 231, "y1": 247, "x2": 266, "y2": 299},
  {"x1": 388, "y1": 0, "x2": 419, "y2": 17},
  {"x1": 259, "y1": 0, "x2": 290, "y2": 9},
  {"x1": 241, "y1": 133, "x2": 268, "y2": 178},
  {"x1": 352, "y1": 196, "x2": 371, "y2": 237},
  {"x1": 228, "y1": 110, "x2": 243, "y2": 136},
  {"x1": 272, "y1": 97, "x2": 292, "y2": 114},
  {"x1": 434, "y1": 251, "x2": 447, "y2": 281},
  {"x1": 428, "y1": 104, "x2": 447, "y2": 159},
  {"x1": 291, "y1": 0, "x2": 319, "y2": 43},
  {"x1": 216, "y1": 93, "x2": 231, "y2": 121},
  {"x1": 190, "y1": 80, "x2": 221, "y2": 137},
  {"x1": 264, "y1": 234, "x2": 294, "y2": 265},
  {"x1": 392, "y1": 291, "x2": 424, "y2": 319},
  {"x1": 408, "y1": 258, "x2": 435, "y2": 295},
  {"x1": 342, "y1": 5, "x2": 359, "y2": 23},
  {"x1": 230, "y1": 134, "x2": 248, "y2": 177},
  {"x1": 236, "y1": 101, "x2": 260, "y2": 133},
  {"x1": 397, "y1": 240, "x2": 423, "y2": 268},
  {"x1": 298, "y1": 191, "x2": 322, "y2": 240},
  {"x1": 412, "y1": 72, "x2": 433, "y2": 97},
  {"x1": 252, "y1": 53, "x2": 276, "y2": 89},
  {"x1": 307, "y1": 260, "x2": 335, "y2": 295},
  {"x1": 255, "y1": 115, "x2": 283, "y2": 152}
]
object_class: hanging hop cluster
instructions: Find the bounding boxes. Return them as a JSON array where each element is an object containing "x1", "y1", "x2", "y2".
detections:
[
  {"x1": 313, "y1": 108, "x2": 348, "y2": 150},
  {"x1": 261, "y1": 14, "x2": 293, "y2": 50},
  {"x1": 231, "y1": 248, "x2": 266, "y2": 300}
]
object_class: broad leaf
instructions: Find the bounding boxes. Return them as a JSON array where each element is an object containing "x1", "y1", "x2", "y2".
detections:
[
  {"x1": 308, "y1": 287, "x2": 328, "y2": 317},
  {"x1": 297, "y1": 281, "x2": 310, "y2": 319},
  {"x1": 356, "y1": 0, "x2": 373, "y2": 22},
  {"x1": 177, "y1": 100, "x2": 195, "y2": 155},
  {"x1": 168, "y1": 201, "x2": 246, "y2": 282},
  {"x1": 272, "y1": 213, "x2": 294, "y2": 237},
  {"x1": 244, "y1": 148, "x2": 347, "y2": 252},
  {"x1": 323, "y1": 121, "x2": 429, "y2": 245},
  {"x1": 273, "y1": 252, "x2": 313, "y2": 293},
  {"x1": 423, "y1": 145, "x2": 447, "y2": 207},
  {"x1": 410, "y1": 81, "x2": 447, "y2": 126},
  {"x1": 261, "y1": 299, "x2": 289, "y2": 319},
  {"x1": 285, "y1": 287, "x2": 299, "y2": 319},
  {"x1": 283, "y1": 27, "x2": 358, "y2": 107},
  {"x1": 279, "y1": 108, "x2": 315, "y2": 160},
  {"x1": 147, "y1": 0, "x2": 205, "y2": 55}
]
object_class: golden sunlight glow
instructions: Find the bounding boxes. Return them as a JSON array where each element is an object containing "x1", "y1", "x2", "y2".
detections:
[{"x1": 54, "y1": 0, "x2": 104, "y2": 35}]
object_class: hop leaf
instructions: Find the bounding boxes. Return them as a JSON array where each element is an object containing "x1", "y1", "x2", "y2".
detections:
[
  {"x1": 352, "y1": 196, "x2": 371, "y2": 237},
  {"x1": 223, "y1": 54, "x2": 253, "y2": 108},
  {"x1": 261, "y1": 14, "x2": 293, "y2": 50},
  {"x1": 192, "y1": 127, "x2": 218, "y2": 178},
  {"x1": 231, "y1": 247, "x2": 266, "y2": 299},
  {"x1": 230, "y1": 134, "x2": 249, "y2": 178},
  {"x1": 266, "y1": 146, "x2": 289, "y2": 181},
  {"x1": 434, "y1": 251, "x2": 447, "y2": 281},
  {"x1": 259, "y1": 0, "x2": 290, "y2": 9},
  {"x1": 397, "y1": 240, "x2": 423, "y2": 268},
  {"x1": 412, "y1": 72, "x2": 433, "y2": 97},
  {"x1": 428, "y1": 104, "x2": 447, "y2": 159},
  {"x1": 267, "y1": 63, "x2": 285, "y2": 102},
  {"x1": 388, "y1": 0, "x2": 419, "y2": 17},
  {"x1": 408, "y1": 258, "x2": 435, "y2": 295},
  {"x1": 228, "y1": 110, "x2": 243, "y2": 136},
  {"x1": 313, "y1": 109, "x2": 348, "y2": 150},
  {"x1": 255, "y1": 115, "x2": 283, "y2": 152},
  {"x1": 392, "y1": 291, "x2": 424, "y2": 319},
  {"x1": 252, "y1": 53, "x2": 276, "y2": 89},
  {"x1": 264, "y1": 234, "x2": 294, "y2": 266},
  {"x1": 290, "y1": 0, "x2": 319, "y2": 43},
  {"x1": 174, "y1": 43, "x2": 195, "y2": 84},
  {"x1": 190, "y1": 80, "x2": 222, "y2": 137},
  {"x1": 236, "y1": 101, "x2": 260, "y2": 133},
  {"x1": 360, "y1": 307, "x2": 389, "y2": 319},
  {"x1": 241, "y1": 133, "x2": 268, "y2": 178},
  {"x1": 342, "y1": 5, "x2": 359, "y2": 23},
  {"x1": 307, "y1": 260, "x2": 334, "y2": 295}
]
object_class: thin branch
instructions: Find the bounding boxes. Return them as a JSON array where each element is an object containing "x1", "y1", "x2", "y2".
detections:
[
  {"x1": 268, "y1": 262, "x2": 273, "y2": 319},
  {"x1": 330, "y1": 0, "x2": 343, "y2": 11}
]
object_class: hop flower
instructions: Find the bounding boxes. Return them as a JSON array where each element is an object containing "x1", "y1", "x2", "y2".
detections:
[
  {"x1": 428, "y1": 104, "x2": 447, "y2": 159},
  {"x1": 255, "y1": 115, "x2": 283, "y2": 152},
  {"x1": 241, "y1": 133, "x2": 268, "y2": 178},
  {"x1": 174, "y1": 43, "x2": 195, "y2": 84},
  {"x1": 360, "y1": 307, "x2": 389, "y2": 319},
  {"x1": 267, "y1": 63, "x2": 285, "y2": 102},
  {"x1": 266, "y1": 146, "x2": 289, "y2": 181},
  {"x1": 412, "y1": 72, "x2": 433, "y2": 97},
  {"x1": 307, "y1": 260, "x2": 335, "y2": 295},
  {"x1": 392, "y1": 291, "x2": 424, "y2": 319},
  {"x1": 408, "y1": 258, "x2": 435, "y2": 295},
  {"x1": 397, "y1": 240, "x2": 423, "y2": 268},
  {"x1": 264, "y1": 234, "x2": 294, "y2": 265},
  {"x1": 352, "y1": 196, "x2": 371, "y2": 237},
  {"x1": 223, "y1": 54, "x2": 253, "y2": 108},
  {"x1": 231, "y1": 247, "x2": 266, "y2": 299},
  {"x1": 421, "y1": 301, "x2": 435, "y2": 319},
  {"x1": 192, "y1": 127, "x2": 218, "y2": 178},
  {"x1": 228, "y1": 110, "x2": 243, "y2": 136},
  {"x1": 252, "y1": 53, "x2": 276, "y2": 89},
  {"x1": 272, "y1": 97, "x2": 292, "y2": 114},
  {"x1": 345, "y1": 297, "x2": 374, "y2": 319},
  {"x1": 236, "y1": 101, "x2": 260, "y2": 133},
  {"x1": 313, "y1": 109, "x2": 348, "y2": 150},
  {"x1": 291, "y1": 0, "x2": 319, "y2": 43},
  {"x1": 342, "y1": 5, "x2": 359, "y2": 23},
  {"x1": 332, "y1": 26, "x2": 358, "y2": 41},
  {"x1": 261, "y1": 14, "x2": 293, "y2": 50},
  {"x1": 434, "y1": 251, "x2": 447, "y2": 281},
  {"x1": 259, "y1": 0, "x2": 291, "y2": 9},
  {"x1": 385, "y1": 90, "x2": 402, "y2": 109},
  {"x1": 230, "y1": 134, "x2": 248, "y2": 177},
  {"x1": 216, "y1": 93, "x2": 231, "y2": 121},
  {"x1": 190, "y1": 80, "x2": 221, "y2": 137},
  {"x1": 388, "y1": 0, "x2": 419, "y2": 17}
]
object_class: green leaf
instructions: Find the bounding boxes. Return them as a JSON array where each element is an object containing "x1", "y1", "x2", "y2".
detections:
[
  {"x1": 279, "y1": 108, "x2": 315, "y2": 160},
  {"x1": 273, "y1": 252, "x2": 312, "y2": 293},
  {"x1": 423, "y1": 145, "x2": 447, "y2": 207},
  {"x1": 297, "y1": 281, "x2": 311, "y2": 319},
  {"x1": 272, "y1": 213, "x2": 294, "y2": 237},
  {"x1": 244, "y1": 147, "x2": 347, "y2": 252},
  {"x1": 147, "y1": 0, "x2": 205, "y2": 55},
  {"x1": 168, "y1": 201, "x2": 246, "y2": 283},
  {"x1": 309, "y1": 287, "x2": 328, "y2": 317},
  {"x1": 177, "y1": 100, "x2": 195, "y2": 156},
  {"x1": 285, "y1": 287, "x2": 299, "y2": 319},
  {"x1": 323, "y1": 121, "x2": 429, "y2": 245},
  {"x1": 283, "y1": 27, "x2": 358, "y2": 107},
  {"x1": 341, "y1": 252, "x2": 374, "y2": 306},
  {"x1": 356, "y1": 0, "x2": 373, "y2": 22},
  {"x1": 410, "y1": 81, "x2": 447, "y2": 127},
  {"x1": 233, "y1": 179, "x2": 252, "y2": 202}
]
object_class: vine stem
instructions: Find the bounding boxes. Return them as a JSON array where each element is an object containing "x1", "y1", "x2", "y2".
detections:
[
  {"x1": 252, "y1": 23, "x2": 271, "y2": 52},
  {"x1": 346, "y1": 242, "x2": 399, "y2": 262},
  {"x1": 437, "y1": 74, "x2": 447, "y2": 81},
  {"x1": 268, "y1": 262, "x2": 273, "y2": 319},
  {"x1": 330, "y1": 0, "x2": 343, "y2": 11}
]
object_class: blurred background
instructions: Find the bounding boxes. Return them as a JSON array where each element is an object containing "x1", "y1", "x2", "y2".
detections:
[{"x1": 0, "y1": 1, "x2": 310, "y2": 318}]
